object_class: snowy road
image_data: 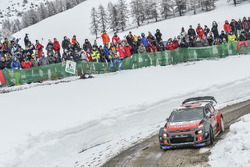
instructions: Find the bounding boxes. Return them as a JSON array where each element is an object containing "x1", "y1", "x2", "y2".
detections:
[{"x1": 102, "y1": 99, "x2": 250, "y2": 167}]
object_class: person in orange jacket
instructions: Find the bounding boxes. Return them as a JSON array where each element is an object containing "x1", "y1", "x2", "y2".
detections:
[
  {"x1": 224, "y1": 20, "x2": 232, "y2": 34},
  {"x1": 101, "y1": 30, "x2": 110, "y2": 46}
]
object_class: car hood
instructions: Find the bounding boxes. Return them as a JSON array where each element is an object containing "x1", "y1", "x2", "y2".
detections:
[{"x1": 166, "y1": 120, "x2": 202, "y2": 131}]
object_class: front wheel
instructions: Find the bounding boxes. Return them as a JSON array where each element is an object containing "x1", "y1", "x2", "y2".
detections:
[
  {"x1": 220, "y1": 117, "x2": 225, "y2": 132},
  {"x1": 209, "y1": 127, "x2": 214, "y2": 145}
]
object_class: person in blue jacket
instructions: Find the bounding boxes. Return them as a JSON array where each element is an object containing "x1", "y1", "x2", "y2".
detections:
[
  {"x1": 141, "y1": 33, "x2": 149, "y2": 47},
  {"x1": 11, "y1": 56, "x2": 21, "y2": 69},
  {"x1": 103, "y1": 42, "x2": 110, "y2": 61}
]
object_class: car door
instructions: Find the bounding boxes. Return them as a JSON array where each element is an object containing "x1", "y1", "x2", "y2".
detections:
[
  {"x1": 208, "y1": 104, "x2": 218, "y2": 133},
  {"x1": 205, "y1": 105, "x2": 217, "y2": 133}
]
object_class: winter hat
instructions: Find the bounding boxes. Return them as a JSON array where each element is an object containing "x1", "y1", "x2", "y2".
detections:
[
  {"x1": 54, "y1": 38, "x2": 56, "y2": 41},
  {"x1": 1, "y1": 57, "x2": 5, "y2": 61}
]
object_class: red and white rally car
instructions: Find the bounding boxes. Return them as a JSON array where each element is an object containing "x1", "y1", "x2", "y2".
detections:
[{"x1": 159, "y1": 96, "x2": 224, "y2": 149}]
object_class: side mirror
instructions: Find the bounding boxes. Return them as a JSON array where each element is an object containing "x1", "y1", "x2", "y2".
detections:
[{"x1": 166, "y1": 118, "x2": 169, "y2": 122}]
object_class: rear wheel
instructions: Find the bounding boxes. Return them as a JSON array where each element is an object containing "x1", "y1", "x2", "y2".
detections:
[
  {"x1": 220, "y1": 117, "x2": 225, "y2": 132},
  {"x1": 209, "y1": 127, "x2": 214, "y2": 145}
]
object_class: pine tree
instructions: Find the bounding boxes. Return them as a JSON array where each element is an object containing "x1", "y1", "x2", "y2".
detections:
[
  {"x1": 2, "y1": 19, "x2": 12, "y2": 38},
  {"x1": 98, "y1": 4, "x2": 108, "y2": 33},
  {"x1": 117, "y1": 0, "x2": 128, "y2": 31},
  {"x1": 54, "y1": 0, "x2": 64, "y2": 13},
  {"x1": 160, "y1": 0, "x2": 170, "y2": 19},
  {"x1": 47, "y1": 1, "x2": 57, "y2": 17},
  {"x1": 107, "y1": 2, "x2": 119, "y2": 32},
  {"x1": 37, "y1": 3, "x2": 49, "y2": 21},
  {"x1": 130, "y1": 0, "x2": 144, "y2": 26},
  {"x1": 90, "y1": 7, "x2": 99, "y2": 39},
  {"x1": 151, "y1": 1, "x2": 159, "y2": 21}
]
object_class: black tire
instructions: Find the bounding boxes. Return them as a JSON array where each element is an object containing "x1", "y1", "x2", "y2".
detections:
[{"x1": 209, "y1": 127, "x2": 214, "y2": 145}]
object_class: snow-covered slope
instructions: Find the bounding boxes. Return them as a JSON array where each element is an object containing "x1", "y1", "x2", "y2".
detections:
[
  {"x1": 2, "y1": 55, "x2": 250, "y2": 166},
  {"x1": 13, "y1": 0, "x2": 250, "y2": 46}
]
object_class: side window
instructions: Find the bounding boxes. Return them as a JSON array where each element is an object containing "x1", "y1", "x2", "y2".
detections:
[
  {"x1": 205, "y1": 107, "x2": 211, "y2": 117},
  {"x1": 209, "y1": 105, "x2": 215, "y2": 114}
]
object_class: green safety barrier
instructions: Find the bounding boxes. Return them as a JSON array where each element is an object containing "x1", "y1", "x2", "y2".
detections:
[{"x1": 1, "y1": 40, "x2": 250, "y2": 87}]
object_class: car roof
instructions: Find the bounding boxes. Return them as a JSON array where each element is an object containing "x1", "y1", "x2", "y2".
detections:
[{"x1": 177, "y1": 101, "x2": 212, "y2": 110}]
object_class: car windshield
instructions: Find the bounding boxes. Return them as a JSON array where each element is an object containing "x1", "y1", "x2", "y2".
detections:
[{"x1": 169, "y1": 108, "x2": 204, "y2": 122}]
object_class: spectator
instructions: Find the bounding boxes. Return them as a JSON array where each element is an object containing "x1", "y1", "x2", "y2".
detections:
[
  {"x1": 83, "y1": 39, "x2": 92, "y2": 51},
  {"x1": 214, "y1": 38, "x2": 221, "y2": 45},
  {"x1": 62, "y1": 36, "x2": 70, "y2": 50},
  {"x1": 109, "y1": 42, "x2": 116, "y2": 52},
  {"x1": 179, "y1": 37, "x2": 188, "y2": 48},
  {"x1": 204, "y1": 25, "x2": 210, "y2": 37},
  {"x1": 101, "y1": 30, "x2": 110, "y2": 46},
  {"x1": 147, "y1": 31, "x2": 157, "y2": 46},
  {"x1": 126, "y1": 33, "x2": 134, "y2": 46},
  {"x1": 91, "y1": 47, "x2": 100, "y2": 62},
  {"x1": 230, "y1": 19, "x2": 237, "y2": 37},
  {"x1": 72, "y1": 35, "x2": 77, "y2": 44},
  {"x1": 207, "y1": 31, "x2": 214, "y2": 46},
  {"x1": 53, "y1": 38, "x2": 61, "y2": 55},
  {"x1": 98, "y1": 46, "x2": 106, "y2": 62},
  {"x1": 21, "y1": 57, "x2": 32, "y2": 69},
  {"x1": 5, "y1": 53, "x2": 12, "y2": 68},
  {"x1": 3, "y1": 38, "x2": 11, "y2": 54},
  {"x1": 224, "y1": 20, "x2": 232, "y2": 34},
  {"x1": 211, "y1": 21, "x2": 219, "y2": 39},
  {"x1": 146, "y1": 42, "x2": 157, "y2": 53},
  {"x1": 103, "y1": 42, "x2": 110, "y2": 61},
  {"x1": 85, "y1": 49, "x2": 92, "y2": 62},
  {"x1": 117, "y1": 43, "x2": 125, "y2": 59},
  {"x1": 112, "y1": 32, "x2": 121, "y2": 47},
  {"x1": 173, "y1": 37, "x2": 179, "y2": 49},
  {"x1": 130, "y1": 41, "x2": 138, "y2": 55},
  {"x1": 188, "y1": 25, "x2": 196, "y2": 38},
  {"x1": 228, "y1": 31, "x2": 236, "y2": 43},
  {"x1": 189, "y1": 36, "x2": 196, "y2": 47},
  {"x1": 11, "y1": 56, "x2": 21, "y2": 69},
  {"x1": 24, "y1": 33, "x2": 30, "y2": 47},
  {"x1": 195, "y1": 37, "x2": 204, "y2": 47},
  {"x1": 46, "y1": 40, "x2": 54, "y2": 56},
  {"x1": 196, "y1": 23, "x2": 204, "y2": 39},
  {"x1": 123, "y1": 43, "x2": 132, "y2": 57},
  {"x1": 35, "y1": 40, "x2": 44, "y2": 58},
  {"x1": 202, "y1": 36, "x2": 209, "y2": 47},
  {"x1": 137, "y1": 43, "x2": 147, "y2": 53},
  {"x1": 141, "y1": 33, "x2": 149, "y2": 47},
  {"x1": 242, "y1": 17, "x2": 249, "y2": 32},
  {"x1": 72, "y1": 49, "x2": 81, "y2": 63},
  {"x1": 166, "y1": 39, "x2": 175, "y2": 50},
  {"x1": 157, "y1": 40, "x2": 166, "y2": 51},
  {"x1": 39, "y1": 52, "x2": 49, "y2": 66},
  {"x1": 180, "y1": 27, "x2": 187, "y2": 38},
  {"x1": 30, "y1": 54, "x2": 39, "y2": 67},
  {"x1": 237, "y1": 19, "x2": 243, "y2": 37},
  {"x1": 219, "y1": 30, "x2": 228, "y2": 42},
  {"x1": 25, "y1": 42, "x2": 35, "y2": 58},
  {"x1": 155, "y1": 29, "x2": 162, "y2": 43},
  {"x1": 136, "y1": 36, "x2": 143, "y2": 48},
  {"x1": 0, "y1": 41, "x2": 5, "y2": 56},
  {"x1": 0, "y1": 57, "x2": 7, "y2": 70}
]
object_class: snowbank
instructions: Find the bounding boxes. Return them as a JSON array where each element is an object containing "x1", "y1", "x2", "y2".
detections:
[{"x1": 209, "y1": 114, "x2": 250, "y2": 167}]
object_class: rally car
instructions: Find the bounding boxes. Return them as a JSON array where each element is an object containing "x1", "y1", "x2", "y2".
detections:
[{"x1": 159, "y1": 96, "x2": 224, "y2": 149}]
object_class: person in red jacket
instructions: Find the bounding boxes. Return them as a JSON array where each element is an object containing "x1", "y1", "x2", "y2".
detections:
[
  {"x1": 72, "y1": 35, "x2": 77, "y2": 44},
  {"x1": 53, "y1": 38, "x2": 61, "y2": 55},
  {"x1": 35, "y1": 40, "x2": 44, "y2": 58},
  {"x1": 173, "y1": 37, "x2": 179, "y2": 49},
  {"x1": 86, "y1": 49, "x2": 92, "y2": 62},
  {"x1": 166, "y1": 39, "x2": 175, "y2": 50},
  {"x1": 146, "y1": 42, "x2": 157, "y2": 52},
  {"x1": 112, "y1": 32, "x2": 121, "y2": 47},
  {"x1": 21, "y1": 57, "x2": 32, "y2": 69},
  {"x1": 224, "y1": 20, "x2": 232, "y2": 34},
  {"x1": 116, "y1": 43, "x2": 125, "y2": 59},
  {"x1": 196, "y1": 23, "x2": 204, "y2": 39},
  {"x1": 123, "y1": 43, "x2": 132, "y2": 57}
]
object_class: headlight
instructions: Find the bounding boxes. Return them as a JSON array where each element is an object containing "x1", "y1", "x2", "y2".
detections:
[
  {"x1": 197, "y1": 130, "x2": 203, "y2": 134},
  {"x1": 163, "y1": 133, "x2": 168, "y2": 138}
]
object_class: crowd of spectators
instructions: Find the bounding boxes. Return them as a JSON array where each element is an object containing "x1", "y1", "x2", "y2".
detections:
[{"x1": 0, "y1": 16, "x2": 250, "y2": 71}]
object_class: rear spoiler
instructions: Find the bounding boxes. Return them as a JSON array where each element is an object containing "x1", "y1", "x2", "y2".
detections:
[{"x1": 182, "y1": 96, "x2": 217, "y2": 105}]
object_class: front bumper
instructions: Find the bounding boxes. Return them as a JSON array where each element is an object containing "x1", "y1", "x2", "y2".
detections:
[{"x1": 159, "y1": 130, "x2": 210, "y2": 149}]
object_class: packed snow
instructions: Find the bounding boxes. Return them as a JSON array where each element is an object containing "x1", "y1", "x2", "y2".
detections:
[
  {"x1": 2, "y1": 55, "x2": 250, "y2": 166},
  {"x1": 209, "y1": 114, "x2": 250, "y2": 167}
]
